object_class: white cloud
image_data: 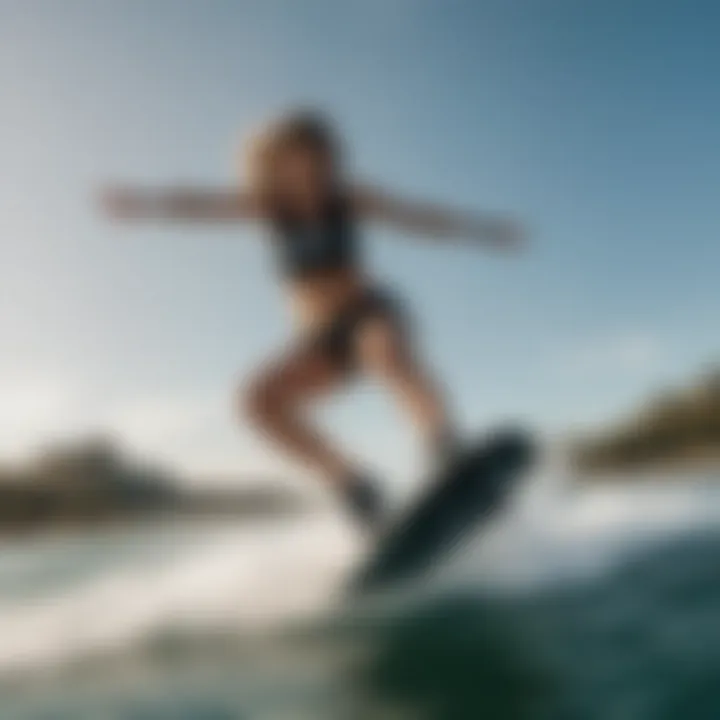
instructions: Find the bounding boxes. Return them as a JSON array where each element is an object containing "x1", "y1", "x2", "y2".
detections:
[
  {"x1": 108, "y1": 396, "x2": 216, "y2": 447},
  {"x1": 0, "y1": 370, "x2": 93, "y2": 461}
]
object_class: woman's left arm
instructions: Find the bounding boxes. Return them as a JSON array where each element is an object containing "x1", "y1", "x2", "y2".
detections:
[{"x1": 352, "y1": 183, "x2": 526, "y2": 251}]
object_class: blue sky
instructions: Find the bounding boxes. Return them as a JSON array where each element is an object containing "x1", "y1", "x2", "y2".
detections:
[{"x1": 1, "y1": 0, "x2": 718, "y2": 485}]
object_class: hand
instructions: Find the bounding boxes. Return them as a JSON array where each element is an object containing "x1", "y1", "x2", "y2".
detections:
[
  {"x1": 99, "y1": 186, "x2": 150, "y2": 220},
  {"x1": 478, "y1": 216, "x2": 527, "y2": 253}
]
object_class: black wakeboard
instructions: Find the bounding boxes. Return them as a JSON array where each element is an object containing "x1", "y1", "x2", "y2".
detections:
[{"x1": 349, "y1": 427, "x2": 536, "y2": 596}]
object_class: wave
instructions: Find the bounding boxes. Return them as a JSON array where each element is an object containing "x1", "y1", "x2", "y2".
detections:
[
  {"x1": 0, "y1": 465, "x2": 719, "y2": 716},
  {"x1": 0, "y1": 515, "x2": 364, "y2": 676}
]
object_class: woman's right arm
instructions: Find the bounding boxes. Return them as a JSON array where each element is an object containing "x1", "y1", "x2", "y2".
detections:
[{"x1": 101, "y1": 186, "x2": 262, "y2": 223}]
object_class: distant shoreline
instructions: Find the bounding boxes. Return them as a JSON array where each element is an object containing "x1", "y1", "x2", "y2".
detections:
[
  {"x1": 0, "y1": 437, "x2": 313, "y2": 539},
  {"x1": 574, "y1": 447, "x2": 720, "y2": 478},
  {"x1": 575, "y1": 456, "x2": 720, "y2": 483},
  {"x1": 0, "y1": 488, "x2": 312, "y2": 538},
  {"x1": 574, "y1": 368, "x2": 720, "y2": 475},
  {"x1": 0, "y1": 505, "x2": 319, "y2": 543}
]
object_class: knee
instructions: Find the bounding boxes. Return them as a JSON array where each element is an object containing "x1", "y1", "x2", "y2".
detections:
[{"x1": 239, "y1": 373, "x2": 284, "y2": 426}]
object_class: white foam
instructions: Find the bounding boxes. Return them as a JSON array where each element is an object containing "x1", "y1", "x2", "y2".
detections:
[
  {"x1": 0, "y1": 455, "x2": 718, "y2": 678},
  {"x1": 0, "y1": 514, "x2": 364, "y2": 675}
]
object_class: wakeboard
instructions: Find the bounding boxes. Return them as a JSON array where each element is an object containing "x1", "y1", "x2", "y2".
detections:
[{"x1": 349, "y1": 427, "x2": 535, "y2": 596}]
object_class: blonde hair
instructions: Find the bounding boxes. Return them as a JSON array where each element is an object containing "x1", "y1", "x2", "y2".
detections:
[{"x1": 242, "y1": 110, "x2": 340, "y2": 205}]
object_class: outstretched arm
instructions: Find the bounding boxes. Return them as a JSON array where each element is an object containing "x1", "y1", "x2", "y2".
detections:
[
  {"x1": 353, "y1": 183, "x2": 525, "y2": 251},
  {"x1": 100, "y1": 185, "x2": 261, "y2": 223}
]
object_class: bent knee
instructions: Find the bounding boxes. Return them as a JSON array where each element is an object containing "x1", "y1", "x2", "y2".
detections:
[{"x1": 240, "y1": 374, "x2": 284, "y2": 425}]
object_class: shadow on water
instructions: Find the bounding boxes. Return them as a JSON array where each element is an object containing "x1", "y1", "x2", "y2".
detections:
[
  {"x1": 349, "y1": 592, "x2": 557, "y2": 720},
  {"x1": 346, "y1": 529, "x2": 720, "y2": 720}
]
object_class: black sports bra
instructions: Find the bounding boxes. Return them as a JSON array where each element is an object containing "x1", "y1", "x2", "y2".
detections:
[{"x1": 270, "y1": 194, "x2": 359, "y2": 280}]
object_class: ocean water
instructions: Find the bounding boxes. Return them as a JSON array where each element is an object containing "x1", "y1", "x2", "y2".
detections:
[{"x1": 0, "y1": 466, "x2": 719, "y2": 720}]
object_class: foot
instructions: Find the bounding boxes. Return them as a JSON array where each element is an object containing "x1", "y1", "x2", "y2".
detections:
[
  {"x1": 342, "y1": 474, "x2": 385, "y2": 530},
  {"x1": 429, "y1": 428, "x2": 463, "y2": 478}
]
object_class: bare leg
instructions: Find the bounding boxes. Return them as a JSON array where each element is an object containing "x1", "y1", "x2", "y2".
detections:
[
  {"x1": 240, "y1": 343, "x2": 356, "y2": 486},
  {"x1": 356, "y1": 317, "x2": 456, "y2": 459}
]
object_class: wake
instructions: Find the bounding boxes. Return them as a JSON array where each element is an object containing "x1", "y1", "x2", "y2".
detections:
[
  {"x1": 0, "y1": 515, "x2": 363, "y2": 676},
  {"x1": 0, "y1": 449, "x2": 717, "y2": 679}
]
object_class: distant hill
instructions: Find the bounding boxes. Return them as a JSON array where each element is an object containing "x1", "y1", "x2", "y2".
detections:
[
  {"x1": 575, "y1": 367, "x2": 720, "y2": 472},
  {"x1": 0, "y1": 438, "x2": 308, "y2": 534}
]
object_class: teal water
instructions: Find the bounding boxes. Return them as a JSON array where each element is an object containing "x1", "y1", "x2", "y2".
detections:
[{"x1": 0, "y1": 474, "x2": 719, "y2": 719}]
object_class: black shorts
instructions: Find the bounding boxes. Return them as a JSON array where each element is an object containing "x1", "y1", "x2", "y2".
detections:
[{"x1": 308, "y1": 287, "x2": 408, "y2": 372}]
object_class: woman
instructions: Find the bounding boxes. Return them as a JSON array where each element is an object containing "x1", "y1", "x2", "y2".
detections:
[{"x1": 103, "y1": 110, "x2": 524, "y2": 529}]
